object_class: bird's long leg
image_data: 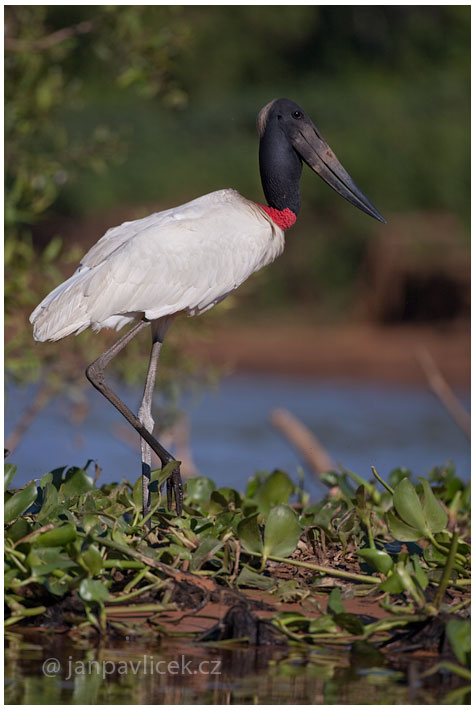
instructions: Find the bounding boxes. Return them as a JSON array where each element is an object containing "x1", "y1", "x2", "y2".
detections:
[
  {"x1": 138, "y1": 335, "x2": 163, "y2": 521},
  {"x1": 85, "y1": 319, "x2": 183, "y2": 516}
]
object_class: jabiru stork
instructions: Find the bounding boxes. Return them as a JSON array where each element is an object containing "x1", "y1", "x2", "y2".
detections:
[{"x1": 30, "y1": 98, "x2": 385, "y2": 518}]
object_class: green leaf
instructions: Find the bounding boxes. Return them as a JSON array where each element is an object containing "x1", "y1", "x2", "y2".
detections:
[
  {"x1": 410, "y1": 555, "x2": 429, "y2": 590},
  {"x1": 4, "y1": 463, "x2": 17, "y2": 491},
  {"x1": 357, "y1": 548, "x2": 394, "y2": 574},
  {"x1": 208, "y1": 490, "x2": 230, "y2": 514},
  {"x1": 386, "y1": 510, "x2": 420, "y2": 542},
  {"x1": 446, "y1": 619, "x2": 470, "y2": 667},
  {"x1": 79, "y1": 579, "x2": 110, "y2": 603},
  {"x1": 418, "y1": 477, "x2": 448, "y2": 532},
  {"x1": 131, "y1": 475, "x2": 143, "y2": 511},
  {"x1": 423, "y1": 543, "x2": 447, "y2": 566},
  {"x1": 327, "y1": 587, "x2": 346, "y2": 616},
  {"x1": 334, "y1": 612, "x2": 364, "y2": 635},
  {"x1": 237, "y1": 514, "x2": 263, "y2": 554},
  {"x1": 150, "y1": 461, "x2": 179, "y2": 490},
  {"x1": 236, "y1": 567, "x2": 276, "y2": 590},
  {"x1": 33, "y1": 523, "x2": 77, "y2": 548},
  {"x1": 309, "y1": 614, "x2": 339, "y2": 634},
  {"x1": 254, "y1": 470, "x2": 295, "y2": 512},
  {"x1": 380, "y1": 571, "x2": 405, "y2": 594},
  {"x1": 78, "y1": 546, "x2": 104, "y2": 576},
  {"x1": 393, "y1": 478, "x2": 426, "y2": 534},
  {"x1": 263, "y1": 504, "x2": 301, "y2": 559},
  {"x1": 60, "y1": 468, "x2": 94, "y2": 497},
  {"x1": 5, "y1": 516, "x2": 30, "y2": 543},
  {"x1": 36, "y1": 482, "x2": 61, "y2": 521},
  {"x1": 186, "y1": 477, "x2": 216, "y2": 506},
  {"x1": 26, "y1": 547, "x2": 76, "y2": 577},
  {"x1": 4, "y1": 481, "x2": 38, "y2": 524},
  {"x1": 190, "y1": 537, "x2": 224, "y2": 571}
]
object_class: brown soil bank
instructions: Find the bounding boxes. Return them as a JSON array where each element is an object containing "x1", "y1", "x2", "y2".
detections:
[{"x1": 183, "y1": 321, "x2": 469, "y2": 388}]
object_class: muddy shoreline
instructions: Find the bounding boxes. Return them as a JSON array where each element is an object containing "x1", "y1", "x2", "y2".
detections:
[{"x1": 181, "y1": 321, "x2": 470, "y2": 388}]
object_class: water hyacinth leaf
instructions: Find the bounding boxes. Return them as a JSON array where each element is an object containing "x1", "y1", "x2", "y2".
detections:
[
  {"x1": 4, "y1": 481, "x2": 38, "y2": 524},
  {"x1": 60, "y1": 468, "x2": 94, "y2": 497},
  {"x1": 386, "y1": 510, "x2": 420, "y2": 542},
  {"x1": 186, "y1": 477, "x2": 216, "y2": 505},
  {"x1": 392, "y1": 478, "x2": 426, "y2": 534},
  {"x1": 255, "y1": 470, "x2": 295, "y2": 512},
  {"x1": 389, "y1": 467, "x2": 413, "y2": 488},
  {"x1": 150, "y1": 461, "x2": 179, "y2": 490},
  {"x1": 309, "y1": 615, "x2": 339, "y2": 634},
  {"x1": 36, "y1": 482, "x2": 61, "y2": 521},
  {"x1": 5, "y1": 516, "x2": 30, "y2": 543},
  {"x1": 327, "y1": 587, "x2": 346, "y2": 616},
  {"x1": 236, "y1": 567, "x2": 276, "y2": 590},
  {"x1": 217, "y1": 487, "x2": 241, "y2": 507},
  {"x1": 263, "y1": 504, "x2": 301, "y2": 559},
  {"x1": 46, "y1": 579, "x2": 70, "y2": 597},
  {"x1": 423, "y1": 543, "x2": 447, "y2": 566},
  {"x1": 33, "y1": 523, "x2": 77, "y2": 548},
  {"x1": 26, "y1": 547, "x2": 77, "y2": 577},
  {"x1": 410, "y1": 555, "x2": 429, "y2": 589},
  {"x1": 161, "y1": 543, "x2": 192, "y2": 561},
  {"x1": 380, "y1": 571, "x2": 405, "y2": 594},
  {"x1": 334, "y1": 613, "x2": 364, "y2": 635},
  {"x1": 79, "y1": 578, "x2": 110, "y2": 603},
  {"x1": 418, "y1": 477, "x2": 448, "y2": 532},
  {"x1": 446, "y1": 619, "x2": 471, "y2": 667},
  {"x1": 208, "y1": 490, "x2": 230, "y2": 514},
  {"x1": 190, "y1": 537, "x2": 224, "y2": 571},
  {"x1": 79, "y1": 545, "x2": 104, "y2": 576},
  {"x1": 237, "y1": 514, "x2": 263, "y2": 554},
  {"x1": 132, "y1": 475, "x2": 143, "y2": 510},
  {"x1": 357, "y1": 548, "x2": 394, "y2": 574},
  {"x1": 4, "y1": 463, "x2": 17, "y2": 491}
]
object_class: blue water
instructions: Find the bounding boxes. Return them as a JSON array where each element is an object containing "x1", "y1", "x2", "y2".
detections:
[{"x1": 5, "y1": 374, "x2": 470, "y2": 497}]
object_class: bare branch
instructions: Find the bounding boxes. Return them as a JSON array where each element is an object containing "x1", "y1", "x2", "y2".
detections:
[
  {"x1": 270, "y1": 407, "x2": 335, "y2": 478},
  {"x1": 416, "y1": 346, "x2": 470, "y2": 440}
]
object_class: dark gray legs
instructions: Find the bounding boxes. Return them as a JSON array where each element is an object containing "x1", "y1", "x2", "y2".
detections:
[{"x1": 85, "y1": 319, "x2": 183, "y2": 518}]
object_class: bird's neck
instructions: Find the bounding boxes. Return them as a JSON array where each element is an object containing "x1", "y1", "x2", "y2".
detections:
[{"x1": 258, "y1": 123, "x2": 302, "y2": 229}]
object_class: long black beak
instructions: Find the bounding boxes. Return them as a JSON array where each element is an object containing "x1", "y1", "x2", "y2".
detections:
[{"x1": 291, "y1": 122, "x2": 386, "y2": 223}]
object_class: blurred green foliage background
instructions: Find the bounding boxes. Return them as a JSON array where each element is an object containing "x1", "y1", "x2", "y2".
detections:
[{"x1": 5, "y1": 5, "x2": 470, "y2": 390}]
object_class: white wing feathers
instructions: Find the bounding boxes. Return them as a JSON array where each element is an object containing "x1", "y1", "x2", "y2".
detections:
[{"x1": 30, "y1": 190, "x2": 284, "y2": 342}]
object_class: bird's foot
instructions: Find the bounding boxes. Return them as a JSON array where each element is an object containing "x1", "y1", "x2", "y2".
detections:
[{"x1": 166, "y1": 462, "x2": 183, "y2": 516}]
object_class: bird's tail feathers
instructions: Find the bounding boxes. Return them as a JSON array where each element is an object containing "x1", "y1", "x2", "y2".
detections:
[{"x1": 30, "y1": 269, "x2": 91, "y2": 342}]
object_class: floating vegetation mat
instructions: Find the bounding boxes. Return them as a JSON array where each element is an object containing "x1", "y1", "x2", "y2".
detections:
[{"x1": 4, "y1": 461, "x2": 470, "y2": 704}]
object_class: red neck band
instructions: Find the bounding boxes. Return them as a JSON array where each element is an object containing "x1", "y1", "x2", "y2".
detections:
[{"x1": 258, "y1": 205, "x2": 297, "y2": 230}]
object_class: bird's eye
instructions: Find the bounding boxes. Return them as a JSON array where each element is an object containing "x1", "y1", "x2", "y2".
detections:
[{"x1": 292, "y1": 110, "x2": 303, "y2": 119}]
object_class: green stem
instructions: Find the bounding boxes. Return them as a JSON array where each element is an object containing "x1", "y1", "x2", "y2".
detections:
[
  {"x1": 371, "y1": 466, "x2": 394, "y2": 495},
  {"x1": 248, "y1": 552, "x2": 381, "y2": 584},
  {"x1": 102, "y1": 559, "x2": 145, "y2": 570},
  {"x1": 123, "y1": 565, "x2": 151, "y2": 593},
  {"x1": 420, "y1": 661, "x2": 470, "y2": 682},
  {"x1": 105, "y1": 603, "x2": 176, "y2": 614},
  {"x1": 428, "y1": 532, "x2": 467, "y2": 567},
  {"x1": 434, "y1": 529, "x2": 459, "y2": 609},
  {"x1": 106, "y1": 581, "x2": 168, "y2": 604}
]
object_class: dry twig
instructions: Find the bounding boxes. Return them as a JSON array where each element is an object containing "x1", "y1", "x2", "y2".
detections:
[
  {"x1": 416, "y1": 346, "x2": 470, "y2": 439},
  {"x1": 270, "y1": 407, "x2": 335, "y2": 478}
]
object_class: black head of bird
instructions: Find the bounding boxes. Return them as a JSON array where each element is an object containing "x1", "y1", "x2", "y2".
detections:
[{"x1": 257, "y1": 97, "x2": 386, "y2": 223}]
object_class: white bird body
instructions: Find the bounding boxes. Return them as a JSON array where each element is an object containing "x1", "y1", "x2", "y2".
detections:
[{"x1": 30, "y1": 189, "x2": 284, "y2": 342}]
